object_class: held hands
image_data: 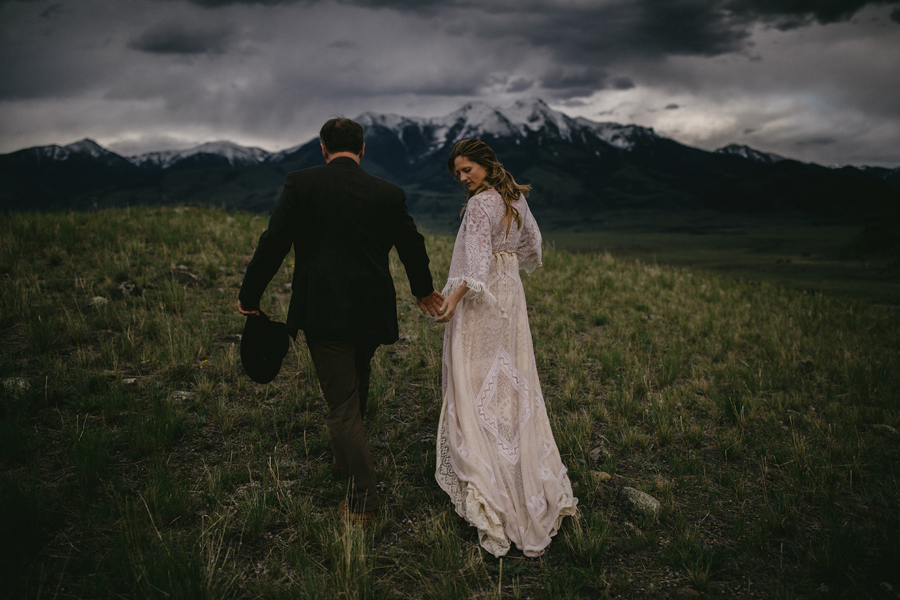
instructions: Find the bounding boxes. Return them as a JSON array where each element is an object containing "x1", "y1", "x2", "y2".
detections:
[
  {"x1": 435, "y1": 282, "x2": 469, "y2": 324},
  {"x1": 416, "y1": 291, "x2": 445, "y2": 317},
  {"x1": 237, "y1": 300, "x2": 260, "y2": 316}
]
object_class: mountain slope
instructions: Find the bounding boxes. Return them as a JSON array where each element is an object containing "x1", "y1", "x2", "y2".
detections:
[{"x1": 0, "y1": 139, "x2": 142, "y2": 210}]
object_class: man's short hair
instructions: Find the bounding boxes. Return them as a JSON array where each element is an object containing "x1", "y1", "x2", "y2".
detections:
[{"x1": 319, "y1": 118, "x2": 365, "y2": 155}]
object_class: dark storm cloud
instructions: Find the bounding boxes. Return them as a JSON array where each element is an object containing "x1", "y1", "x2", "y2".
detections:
[
  {"x1": 153, "y1": 0, "x2": 900, "y2": 108},
  {"x1": 502, "y1": 0, "x2": 898, "y2": 62},
  {"x1": 0, "y1": 58, "x2": 91, "y2": 100},
  {"x1": 537, "y1": 68, "x2": 631, "y2": 97},
  {"x1": 337, "y1": 0, "x2": 444, "y2": 6},
  {"x1": 464, "y1": 0, "x2": 898, "y2": 99},
  {"x1": 39, "y1": 2, "x2": 61, "y2": 18},
  {"x1": 185, "y1": 0, "x2": 303, "y2": 7},
  {"x1": 796, "y1": 137, "x2": 838, "y2": 146},
  {"x1": 182, "y1": 0, "x2": 442, "y2": 5},
  {"x1": 1, "y1": 0, "x2": 899, "y2": 165},
  {"x1": 506, "y1": 78, "x2": 534, "y2": 93},
  {"x1": 541, "y1": 66, "x2": 611, "y2": 94},
  {"x1": 430, "y1": 1, "x2": 752, "y2": 99},
  {"x1": 665, "y1": 103, "x2": 680, "y2": 110},
  {"x1": 481, "y1": 1, "x2": 749, "y2": 64},
  {"x1": 726, "y1": 0, "x2": 900, "y2": 28},
  {"x1": 129, "y1": 23, "x2": 234, "y2": 55}
]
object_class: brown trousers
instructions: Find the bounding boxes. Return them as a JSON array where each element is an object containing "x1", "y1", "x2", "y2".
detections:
[{"x1": 305, "y1": 337, "x2": 380, "y2": 512}]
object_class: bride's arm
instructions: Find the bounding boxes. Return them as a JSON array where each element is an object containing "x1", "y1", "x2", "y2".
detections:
[{"x1": 515, "y1": 200, "x2": 542, "y2": 274}]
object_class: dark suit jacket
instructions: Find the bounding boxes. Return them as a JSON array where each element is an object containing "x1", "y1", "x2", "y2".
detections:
[{"x1": 239, "y1": 157, "x2": 434, "y2": 345}]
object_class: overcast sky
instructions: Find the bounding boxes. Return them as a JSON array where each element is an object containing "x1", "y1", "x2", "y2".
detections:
[{"x1": 1, "y1": 0, "x2": 899, "y2": 167}]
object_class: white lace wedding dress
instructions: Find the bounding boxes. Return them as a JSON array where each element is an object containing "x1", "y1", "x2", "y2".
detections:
[{"x1": 436, "y1": 188, "x2": 578, "y2": 558}]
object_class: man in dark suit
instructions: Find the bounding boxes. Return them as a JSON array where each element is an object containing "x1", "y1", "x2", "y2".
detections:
[{"x1": 238, "y1": 117, "x2": 443, "y2": 524}]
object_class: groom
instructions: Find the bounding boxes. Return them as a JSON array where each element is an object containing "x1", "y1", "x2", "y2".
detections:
[{"x1": 238, "y1": 117, "x2": 443, "y2": 523}]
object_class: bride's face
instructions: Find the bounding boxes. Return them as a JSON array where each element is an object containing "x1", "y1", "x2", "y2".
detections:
[{"x1": 453, "y1": 156, "x2": 487, "y2": 193}]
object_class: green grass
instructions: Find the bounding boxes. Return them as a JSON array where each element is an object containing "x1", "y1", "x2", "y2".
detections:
[
  {"x1": 545, "y1": 213, "x2": 900, "y2": 305},
  {"x1": 0, "y1": 206, "x2": 898, "y2": 599}
]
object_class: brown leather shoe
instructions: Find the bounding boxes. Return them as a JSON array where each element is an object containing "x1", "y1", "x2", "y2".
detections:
[{"x1": 338, "y1": 499, "x2": 375, "y2": 527}]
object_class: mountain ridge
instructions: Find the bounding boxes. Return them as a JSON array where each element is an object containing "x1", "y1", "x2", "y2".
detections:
[{"x1": 2, "y1": 99, "x2": 898, "y2": 230}]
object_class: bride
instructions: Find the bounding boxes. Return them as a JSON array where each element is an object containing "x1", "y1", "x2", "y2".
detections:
[{"x1": 435, "y1": 139, "x2": 577, "y2": 557}]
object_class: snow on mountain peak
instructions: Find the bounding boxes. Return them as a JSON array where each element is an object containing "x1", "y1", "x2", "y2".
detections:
[
  {"x1": 128, "y1": 140, "x2": 271, "y2": 168},
  {"x1": 357, "y1": 112, "x2": 428, "y2": 131},
  {"x1": 573, "y1": 118, "x2": 656, "y2": 150},
  {"x1": 408, "y1": 99, "x2": 587, "y2": 149},
  {"x1": 46, "y1": 138, "x2": 134, "y2": 167},
  {"x1": 64, "y1": 139, "x2": 107, "y2": 158},
  {"x1": 504, "y1": 98, "x2": 575, "y2": 139},
  {"x1": 443, "y1": 102, "x2": 517, "y2": 138},
  {"x1": 714, "y1": 144, "x2": 785, "y2": 164},
  {"x1": 190, "y1": 141, "x2": 270, "y2": 165}
]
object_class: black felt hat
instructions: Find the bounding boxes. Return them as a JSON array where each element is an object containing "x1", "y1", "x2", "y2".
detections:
[{"x1": 241, "y1": 311, "x2": 290, "y2": 384}]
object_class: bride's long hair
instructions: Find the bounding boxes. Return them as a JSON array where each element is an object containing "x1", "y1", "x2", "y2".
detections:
[{"x1": 446, "y1": 139, "x2": 531, "y2": 236}]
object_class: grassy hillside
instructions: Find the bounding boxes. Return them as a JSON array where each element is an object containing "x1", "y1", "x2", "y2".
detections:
[{"x1": 1, "y1": 207, "x2": 898, "y2": 599}]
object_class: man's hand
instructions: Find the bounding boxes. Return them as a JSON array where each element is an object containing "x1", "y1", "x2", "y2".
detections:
[
  {"x1": 416, "y1": 291, "x2": 445, "y2": 317},
  {"x1": 237, "y1": 300, "x2": 260, "y2": 316}
]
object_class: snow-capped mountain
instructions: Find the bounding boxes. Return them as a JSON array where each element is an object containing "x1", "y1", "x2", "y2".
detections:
[
  {"x1": 64, "y1": 139, "x2": 116, "y2": 160},
  {"x1": 2, "y1": 98, "x2": 897, "y2": 222},
  {"x1": 715, "y1": 144, "x2": 786, "y2": 164},
  {"x1": 129, "y1": 141, "x2": 271, "y2": 169},
  {"x1": 21, "y1": 138, "x2": 135, "y2": 169},
  {"x1": 573, "y1": 118, "x2": 659, "y2": 151},
  {"x1": 356, "y1": 98, "x2": 659, "y2": 158}
]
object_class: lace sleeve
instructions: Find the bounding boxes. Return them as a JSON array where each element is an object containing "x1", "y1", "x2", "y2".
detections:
[
  {"x1": 516, "y1": 199, "x2": 542, "y2": 274},
  {"x1": 442, "y1": 197, "x2": 497, "y2": 305}
]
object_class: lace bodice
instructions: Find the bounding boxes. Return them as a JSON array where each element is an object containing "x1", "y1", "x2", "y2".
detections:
[{"x1": 442, "y1": 189, "x2": 542, "y2": 305}]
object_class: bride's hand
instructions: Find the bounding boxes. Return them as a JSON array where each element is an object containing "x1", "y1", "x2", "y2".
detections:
[
  {"x1": 435, "y1": 283, "x2": 468, "y2": 323},
  {"x1": 435, "y1": 295, "x2": 458, "y2": 323}
]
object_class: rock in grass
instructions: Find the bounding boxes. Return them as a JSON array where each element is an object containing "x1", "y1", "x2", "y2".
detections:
[
  {"x1": 616, "y1": 486, "x2": 660, "y2": 520},
  {"x1": 590, "y1": 470, "x2": 612, "y2": 483},
  {"x1": 2, "y1": 377, "x2": 30, "y2": 392},
  {"x1": 795, "y1": 359, "x2": 814, "y2": 374},
  {"x1": 171, "y1": 270, "x2": 202, "y2": 286},
  {"x1": 589, "y1": 447, "x2": 610, "y2": 462},
  {"x1": 868, "y1": 424, "x2": 898, "y2": 436},
  {"x1": 169, "y1": 391, "x2": 195, "y2": 402},
  {"x1": 82, "y1": 296, "x2": 108, "y2": 309},
  {"x1": 114, "y1": 281, "x2": 142, "y2": 297}
]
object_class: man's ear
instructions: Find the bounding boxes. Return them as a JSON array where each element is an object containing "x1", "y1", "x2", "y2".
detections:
[
  {"x1": 321, "y1": 143, "x2": 329, "y2": 161},
  {"x1": 358, "y1": 143, "x2": 365, "y2": 160}
]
